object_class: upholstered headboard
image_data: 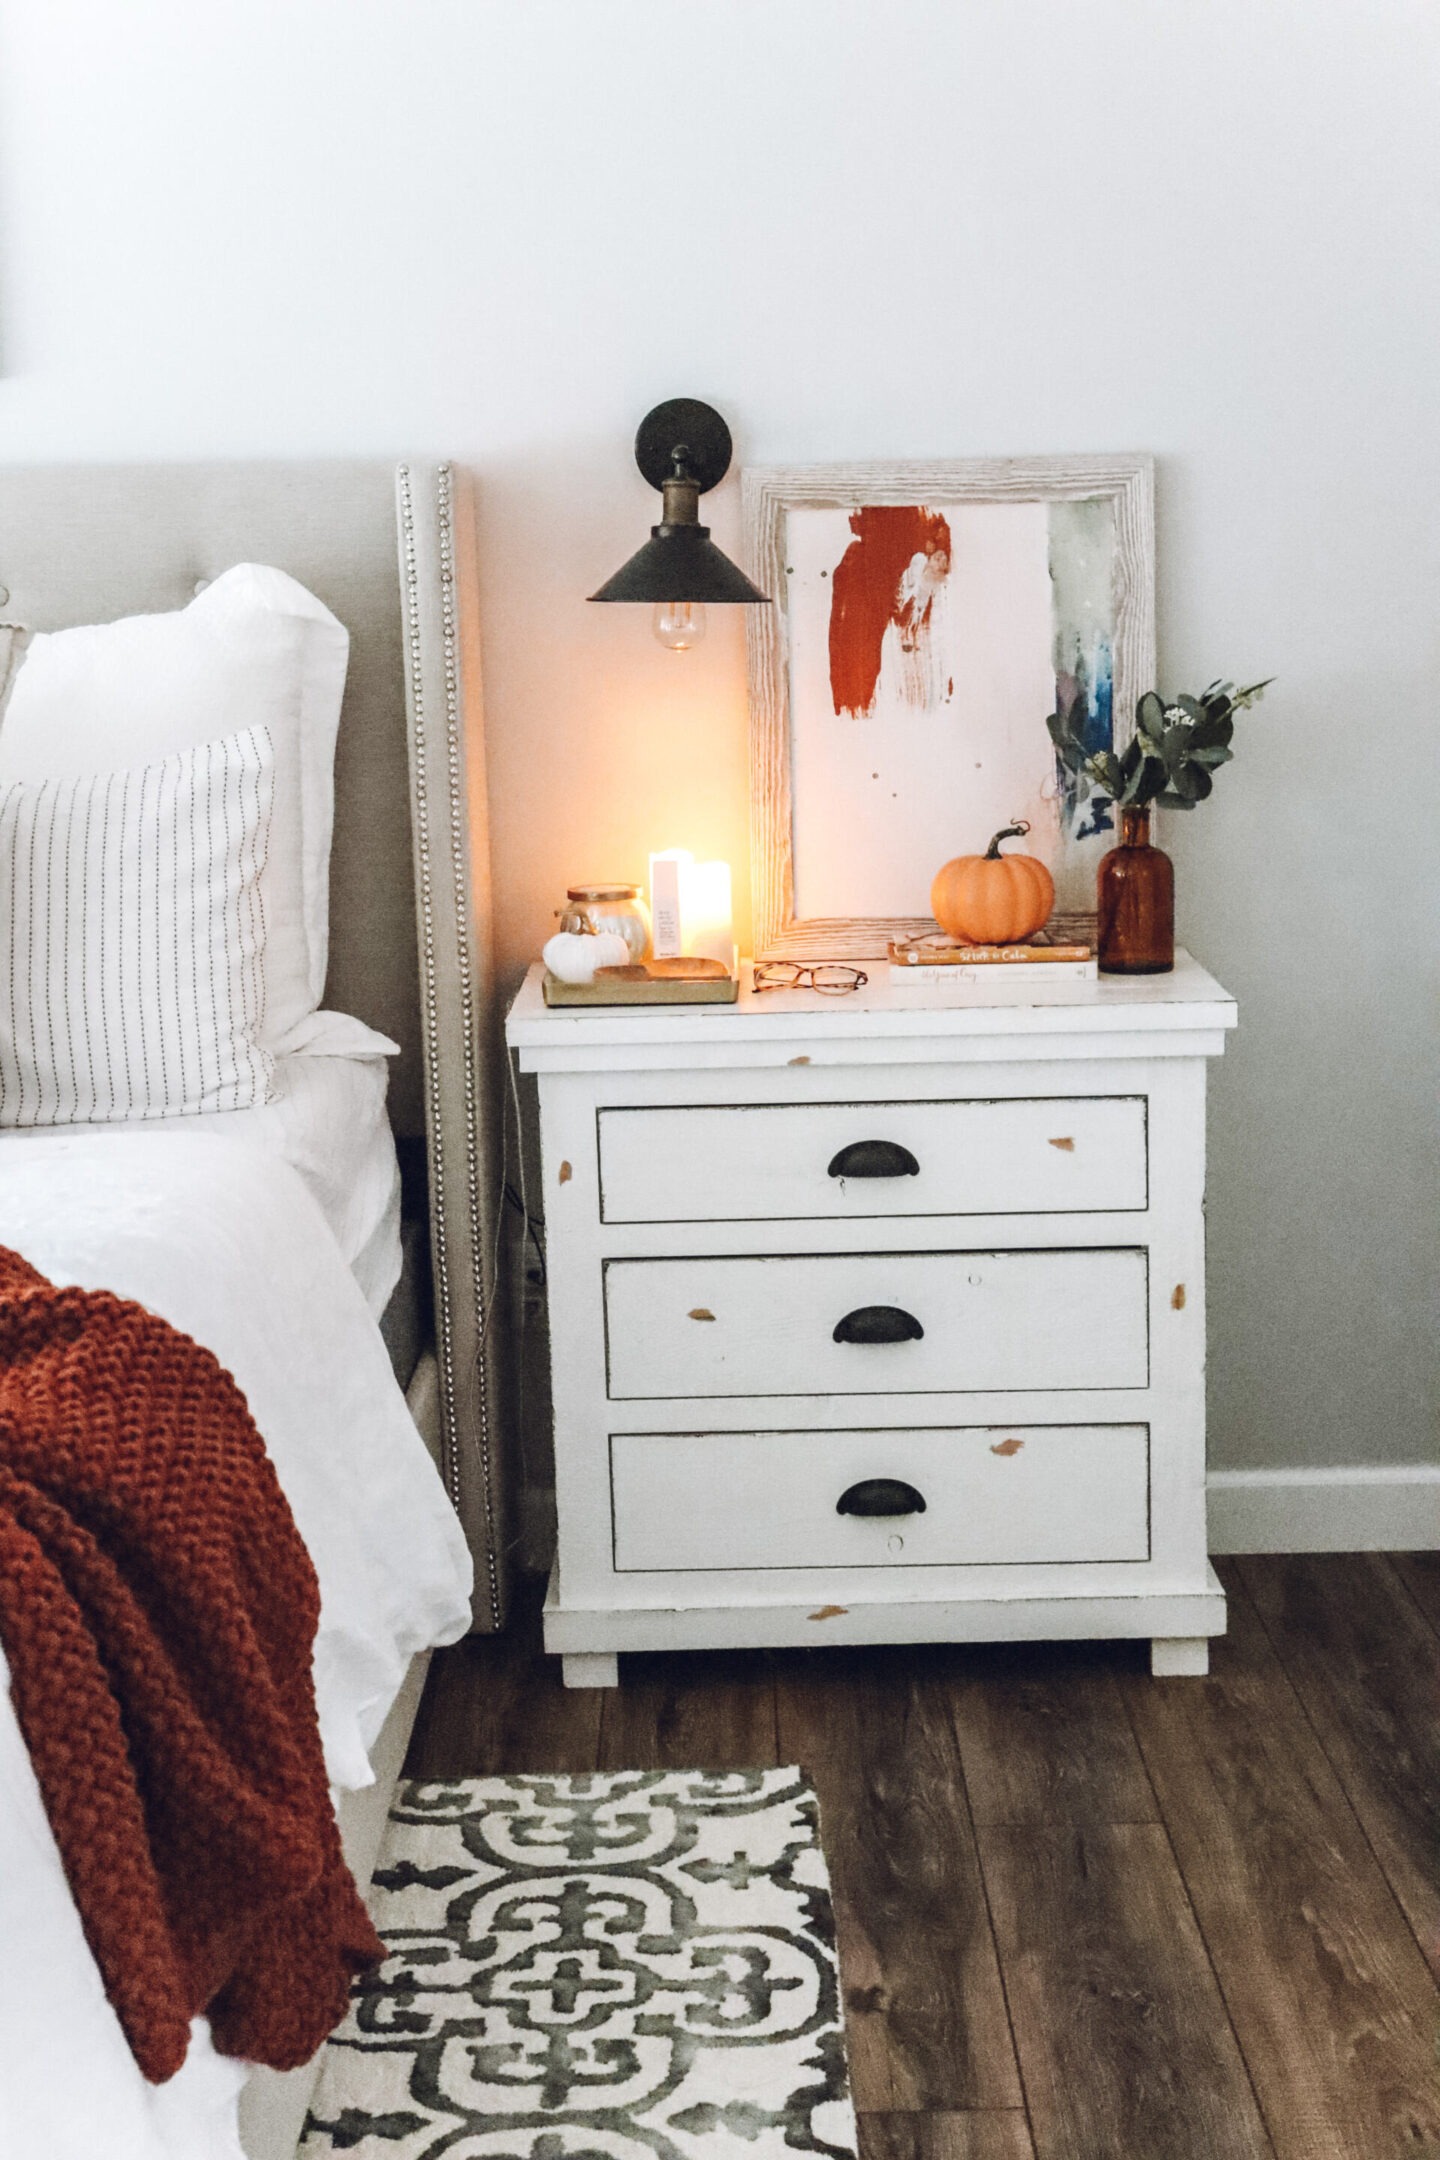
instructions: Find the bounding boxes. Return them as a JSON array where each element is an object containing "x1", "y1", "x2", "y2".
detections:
[{"x1": 0, "y1": 460, "x2": 509, "y2": 1630}]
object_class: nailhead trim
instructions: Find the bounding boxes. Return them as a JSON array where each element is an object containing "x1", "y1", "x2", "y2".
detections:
[{"x1": 397, "y1": 462, "x2": 501, "y2": 1629}]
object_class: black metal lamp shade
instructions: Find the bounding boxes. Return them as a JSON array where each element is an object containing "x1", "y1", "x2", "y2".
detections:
[
  {"x1": 588, "y1": 398, "x2": 770, "y2": 608},
  {"x1": 589, "y1": 525, "x2": 769, "y2": 605}
]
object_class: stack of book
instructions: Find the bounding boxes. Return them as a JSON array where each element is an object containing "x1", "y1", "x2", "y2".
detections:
[{"x1": 887, "y1": 931, "x2": 1097, "y2": 995}]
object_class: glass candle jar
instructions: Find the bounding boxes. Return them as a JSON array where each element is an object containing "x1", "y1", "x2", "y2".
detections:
[{"x1": 557, "y1": 884, "x2": 652, "y2": 962}]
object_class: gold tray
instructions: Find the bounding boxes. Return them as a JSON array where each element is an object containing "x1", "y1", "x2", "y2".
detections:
[{"x1": 542, "y1": 961, "x2": 739, "y2": 1007}]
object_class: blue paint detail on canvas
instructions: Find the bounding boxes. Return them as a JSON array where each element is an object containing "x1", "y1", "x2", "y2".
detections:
[
  {"x1": 1054, "y1": 633, "x2": 1115, "y2": 838},
  {"x1": 1047, "y1": 497, "x2": 1119, "y2": 861},
  {"x1": 1075, "y1": 792, "x2": 1114, "y2": 840}
]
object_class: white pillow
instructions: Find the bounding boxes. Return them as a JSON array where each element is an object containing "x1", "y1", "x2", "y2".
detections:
[
  {"x1": 0, "y1": 728, "x2": 276, "y2": 1125},
  {"x1": 0, "y1": 565, "x2": 348, "y2": 1050}
]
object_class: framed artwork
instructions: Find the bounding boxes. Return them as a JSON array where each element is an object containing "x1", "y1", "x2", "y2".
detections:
[{"x1": 742, "y1": 454, "x2": 1154, "y2": 958}]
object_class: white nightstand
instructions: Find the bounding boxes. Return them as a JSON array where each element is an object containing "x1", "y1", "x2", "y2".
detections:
[{"x1": 506, "y1": 954, "x2": 1236, "y2": 1685}]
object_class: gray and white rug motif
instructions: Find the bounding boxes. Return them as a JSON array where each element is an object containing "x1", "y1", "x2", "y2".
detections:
[{"x1": 300, "y1": 1765, "x2": 857, "y2": 2159}]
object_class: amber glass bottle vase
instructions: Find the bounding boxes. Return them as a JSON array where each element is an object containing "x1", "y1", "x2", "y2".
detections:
[{"x1": 1097, "y1": 805, "x2": 1174, "y2": 973}]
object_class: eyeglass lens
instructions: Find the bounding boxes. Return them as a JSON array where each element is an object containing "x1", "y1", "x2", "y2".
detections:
[{"x1": 753, "y1": 964, "x2": 865, "y2": 993}]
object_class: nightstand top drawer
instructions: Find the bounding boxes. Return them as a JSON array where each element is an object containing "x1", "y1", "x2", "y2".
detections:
[
  {"x1": 604, "y1": 1246, "x2": 1148, "y2": 1400},
  {"x1": 610, "y1": 1423, "x2": 1151, "y2": 1572},
  {"x1": 598, "y1": 1095, "x2": 1146, "y2": 1224}
]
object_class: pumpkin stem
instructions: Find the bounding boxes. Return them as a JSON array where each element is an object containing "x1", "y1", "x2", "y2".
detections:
[{"x1": 984, "y1": 820, "x2": 1030, "y2": 859}]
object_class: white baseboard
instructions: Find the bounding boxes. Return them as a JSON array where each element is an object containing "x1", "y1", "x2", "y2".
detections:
[{"x1": 1208, "y1": 1466, "x2": 1440, "y2": 1554}]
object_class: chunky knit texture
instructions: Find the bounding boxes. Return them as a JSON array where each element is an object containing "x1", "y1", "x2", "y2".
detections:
[{"x1": 0, "y1": 1245, "x2": 384, "y2": 2083}]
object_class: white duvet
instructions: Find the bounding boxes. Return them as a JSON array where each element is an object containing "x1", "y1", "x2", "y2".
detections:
[{"x1": 0, "y1": 1129, "x2": 473, "y2": 2160}]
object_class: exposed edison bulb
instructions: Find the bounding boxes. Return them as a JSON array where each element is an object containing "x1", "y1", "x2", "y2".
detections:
[{"x1": 652, "y1": 600, "x2": 707, "y2": 651}]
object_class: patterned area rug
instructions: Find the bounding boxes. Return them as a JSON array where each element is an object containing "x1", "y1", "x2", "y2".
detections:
[{"x1": 300, "y1": 1766, "x2": 857, "y2": 2159}]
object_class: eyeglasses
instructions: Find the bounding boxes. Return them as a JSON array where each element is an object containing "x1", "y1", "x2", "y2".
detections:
[{"x1": 751, "y1": 963, "x2": 868, "y2": 995}]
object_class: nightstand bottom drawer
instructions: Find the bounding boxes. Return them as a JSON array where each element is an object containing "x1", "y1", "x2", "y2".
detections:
[{"x1": 609, "y1": 1424, "x2": 1150, "y2": 1572}]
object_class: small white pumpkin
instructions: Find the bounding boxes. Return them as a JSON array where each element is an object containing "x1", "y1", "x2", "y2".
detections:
[{"x1": 543, "y1": 929, "x2": 630, "y2": 985}]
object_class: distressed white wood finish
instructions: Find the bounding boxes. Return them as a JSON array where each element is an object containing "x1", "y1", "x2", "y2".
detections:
[
  {"x1": 604, "y1": 1248, "x2": 1148, "y2": 1401},
  {"x1": 508, "y1": 950, "x2": 1234, "y2": 1072},
  {"x1": 597, "y1": 1094, "x2": 1147, "y2": 1223},
  {"x1": 611, "y1": 1425, "x2": 1151, "y2": 1573},
  {"x1": 506, "y1": 955, "x2": 1234, "y2": 1681},
  {"x1": 544, "y1": 1568, "x2": 1228, "y2": 1655},
  {"x1": 742, "y1": 453, "x2": 1155, "y2": 959},
  {"x1": 1151, "y1": 1636, "x2": 1210, "y2": 1676},
  {"x1": 561, "y1": 1652, "x2": 620, "y2": 1690}
]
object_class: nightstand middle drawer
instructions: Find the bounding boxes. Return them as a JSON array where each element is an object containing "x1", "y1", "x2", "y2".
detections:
[{"x1": 603, "y1": 1247, "x2": 1149, "y2": 1399}]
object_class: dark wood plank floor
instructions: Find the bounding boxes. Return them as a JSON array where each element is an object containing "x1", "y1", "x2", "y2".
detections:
[{"x1": 405, "y1": 1555, "x2": 1440, "y2": 2160}]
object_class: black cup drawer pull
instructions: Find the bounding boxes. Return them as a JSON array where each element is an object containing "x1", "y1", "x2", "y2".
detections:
[
  {"x1": 832, "y1": 1304, "x2": 925, "y2": 1345},
  {"x1": 837, "y1": 1478, "x2": 928, "y2": 1517},
  {"x1": 827, "y1": 1139, "x2": 920, "y2": 1180}
]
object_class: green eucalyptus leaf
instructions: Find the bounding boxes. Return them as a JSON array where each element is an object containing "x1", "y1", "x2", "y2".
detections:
[
  {"x1": 1136, "y1": 691, "x2": 1167, "y2": 741},
  {"x1": 1171, "y1": 761, "x2": 1213, "y2": 801},
  {"x1": 1187, "y1": 710, "x2": 1234, "y2": 751},
  {"x1": 1122, "y1": 754, "x2": 1165, "y2": 804},
  {"x1": 1189, "y1": 742, "x2": 1234, "y2": 767},
  {"x1": 1175, "y1": 694, "x2": 1206, "y2": 723},
  {"x1": 1161, "y1": 725, "x2": 1191, "y2": 769},
  {"x1": 1157, "y1": 790, "x2": 1196, "y2": 809},
  {"x1": 1138, "y1": 755, "x2": 1167, "y2": 803},
  {"x1": 1120, "y1": 737, "x2": 1143, "y2": 782},
  {"x1": 1092, "y1": 751, "x2": 1125, "y2": 793}
]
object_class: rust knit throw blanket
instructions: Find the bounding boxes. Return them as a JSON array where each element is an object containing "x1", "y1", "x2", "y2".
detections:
[{"x1": 0, "y1": 1245, "x2": 383, "y2": 2083}]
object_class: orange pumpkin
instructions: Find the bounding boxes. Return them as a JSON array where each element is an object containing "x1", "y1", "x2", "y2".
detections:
[{"x1": 931, "y1": 822, "x2": 1055, "y2": 944}]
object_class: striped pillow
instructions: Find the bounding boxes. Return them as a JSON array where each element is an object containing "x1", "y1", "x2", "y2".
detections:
[{"x1": 0, "y1": 728, "x2": 276, "y2": 1126}]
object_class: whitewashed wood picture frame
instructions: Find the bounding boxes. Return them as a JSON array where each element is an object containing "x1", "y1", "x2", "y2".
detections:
[{"x1": 743, "y1": 455, "x2": 1155, "y2": 959}]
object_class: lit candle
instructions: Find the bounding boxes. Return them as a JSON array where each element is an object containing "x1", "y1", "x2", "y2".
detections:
[
  {"x1": 682, "y1": 859, "x2": 734, "y2": 970},
  {"x1": 646, "y1": 849, "x2": 735, "y2": 971}
]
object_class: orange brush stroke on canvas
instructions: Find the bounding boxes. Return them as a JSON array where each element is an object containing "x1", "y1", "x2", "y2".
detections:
[{"x1": 829, "y1": 505, "x2": 952, "y2": 718}]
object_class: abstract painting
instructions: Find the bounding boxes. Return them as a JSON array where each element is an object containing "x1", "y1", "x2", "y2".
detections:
[{"x1": 743, "y1": 455, "x2": 1154, "y2": 958}]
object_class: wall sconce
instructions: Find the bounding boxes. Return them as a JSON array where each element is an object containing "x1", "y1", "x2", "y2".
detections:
[{"x1": 589, "y1": 398, "x2": 770, "y2": 649}]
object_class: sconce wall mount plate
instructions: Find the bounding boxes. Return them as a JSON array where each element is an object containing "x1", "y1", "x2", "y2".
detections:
[
  {"x1": 633, "y1": 398, "x2": 733, "y2": 493},
  {"x1": 589, "y1": 397, "x2": 770, "y2": 608}
]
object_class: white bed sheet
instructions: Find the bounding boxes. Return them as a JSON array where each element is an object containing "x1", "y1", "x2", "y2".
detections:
[
  {"x1": 3, "y1": 1009, "x2": 406, "y2": 1318},
  {"x1": 0, "y1": 1129, "x2": 473, "y2": 2160}
]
